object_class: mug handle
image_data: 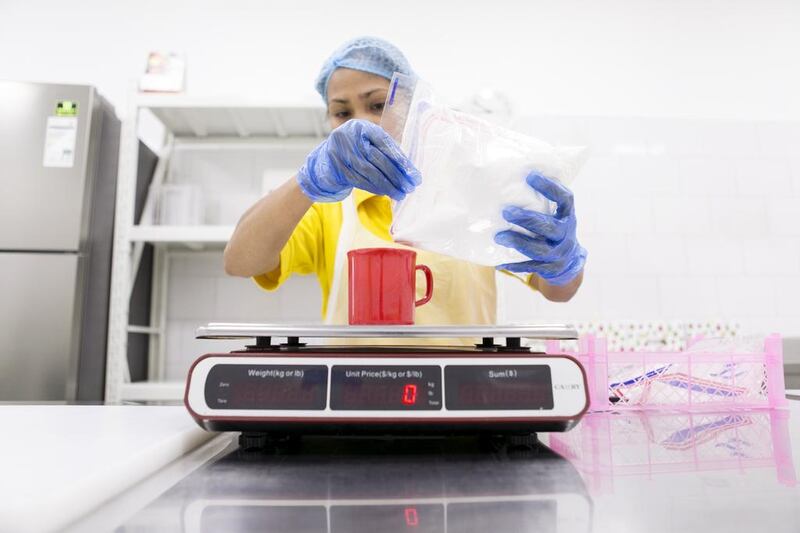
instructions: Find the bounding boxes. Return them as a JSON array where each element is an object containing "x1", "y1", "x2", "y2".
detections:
[{"x1": 415, "y1": 264, "x2": 434, "y2": 307}]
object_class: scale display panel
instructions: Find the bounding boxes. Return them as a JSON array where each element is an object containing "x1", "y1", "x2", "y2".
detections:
[
  {"x1": 204, "y1": 364, "x2": 327, "y2": 410},
  {"x1": 330, "y1": 365, "x2": 441, "y2": 411},
  {"x1": 445, "y1": 365, "x2": 554, "y2": 410}
]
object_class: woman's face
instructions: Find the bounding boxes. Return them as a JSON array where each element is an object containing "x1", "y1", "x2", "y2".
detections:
[{"x1": 326, "y1": 68, "x2": 390, "y2": 130}]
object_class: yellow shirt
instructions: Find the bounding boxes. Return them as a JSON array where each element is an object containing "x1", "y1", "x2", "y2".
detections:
[{"x1": 253, "y1": 190, "x2": 392, "y2": 316}]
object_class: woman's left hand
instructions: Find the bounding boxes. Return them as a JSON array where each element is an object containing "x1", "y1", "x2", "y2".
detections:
[{"x1": 494, "y1": 172, "x2": 587, "y2": 286}]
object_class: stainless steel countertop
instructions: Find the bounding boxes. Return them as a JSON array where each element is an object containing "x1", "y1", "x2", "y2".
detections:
[{"x1": 74, "y1": 400, "x2": 800, "y2": 533}]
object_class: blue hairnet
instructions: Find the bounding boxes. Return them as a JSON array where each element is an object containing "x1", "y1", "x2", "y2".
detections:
[{"x1": 315, "y1": 36, "x2": 413, "y2": 102}]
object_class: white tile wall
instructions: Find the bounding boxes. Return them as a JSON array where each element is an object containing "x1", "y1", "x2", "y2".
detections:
[
  {"x1": 577, "y1": 233, "x2": 628, "y2": 275},
  {"x1": 791, "y1": 158, "x2": 800, "y2": 194},
  {"x1": 511, "y1": 116, "x2": 800, "y2": 336},
  {"x1": 676, "y1": 157, "x2": 737, "y2": 196},
  {"x1": 658, "y1": 276, "x2": 720, "y2": 320},
  {"x1": 683, "y1": 238, "x2": 745, "y2": 276},
  {"x1": 767, "y1": 198, "x2": 800, "y2": 236},
  {"x1": 734, "y1": 157, "x2": 793, "y2": 195},
  {"x1": 162, "y1": 252, "x2": 321, "y2": 380},
  {"x1": 774, "y1": 276, "x2": 800, "y2": 320},
  {"x1": 598, "y1": 275, "x2": 661, "y2": 319},
  {"x1": 715, "y1": 276, "x2": 777, "y2": 319},
  {"x1": 652, "y1": 197, "x2": 711, "y2": 236},
  {"x1": 586, "y1": 195, "x2": 655, "y2": 235},
  {"x1": 162, "y1": 116, "x2": 800, "y2": 377},
  {"x1": 756, "y1": 123, "x2": 800, "y2": 157},
  {"x1": 617, "y1": 155, "x2": 679, "y2": 195},
  {"x1": 709, "y1": 197, "x2": 769, "y2": 238},
  {"x1": 570, "y1": 156, "x2": 621, "y2": 193},
  {"x1": 742, "y1": 238, "x2": 800, "y2": 276},
  {"x1": 625, "y1": 235, "x2": 687, "y2": 276},
  {"x1": 645, "y1": 119, "x2": 760, "y2": 158}
]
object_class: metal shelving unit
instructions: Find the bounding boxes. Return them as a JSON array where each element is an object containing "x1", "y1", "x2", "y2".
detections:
[
  {"x1": 128, "y1": 225, "x2": 234, "y2": 246},
  {"x1": 105, "y1": 91, "x2": 326, "y2": 403}
]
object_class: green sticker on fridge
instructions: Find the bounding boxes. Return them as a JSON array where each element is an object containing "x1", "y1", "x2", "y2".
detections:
[{"x1": 56, "y1": 100, "x2": 78, "y2": 116}]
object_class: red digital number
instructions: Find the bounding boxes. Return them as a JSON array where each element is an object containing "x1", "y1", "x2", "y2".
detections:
[
  {"x1": 402, "y1": 384, "x2": 418, "y2": 405},
  {"x1": 404, "y1": 507, "x2": 419, "y2": 527}
]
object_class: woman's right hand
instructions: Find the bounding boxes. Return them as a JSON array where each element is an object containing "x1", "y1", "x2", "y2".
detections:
[{"x1": 296, "y1": 119, "x2": 422, "y2": 202}]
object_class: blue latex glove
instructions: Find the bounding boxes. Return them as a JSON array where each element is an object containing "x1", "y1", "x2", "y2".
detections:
[
  {"x1": 495, "y1": 172, "x2": 587, "y2": 286},
  {"x1": 297, "y1": 119, "x2": 422, "y2": 202}
]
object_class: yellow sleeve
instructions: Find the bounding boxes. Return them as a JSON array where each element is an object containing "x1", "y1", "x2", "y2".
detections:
[
  {"x1": 356, "y1": 193, "x2": 393, "y2": 241},
  {"x1": 500, "y1": 270, "x2": 537, "y2": 291},
  {"x1": 253, "y1": 205, "x2": 324, "y2": 291}
]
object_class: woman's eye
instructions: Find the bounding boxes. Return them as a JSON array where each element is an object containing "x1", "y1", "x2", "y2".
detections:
[
  {"x1": 334, "y1": 111, "x2": 350, "y2": 119},
  {"x1": 370, "y1": 102, "x2": 385, "y2": 113}
]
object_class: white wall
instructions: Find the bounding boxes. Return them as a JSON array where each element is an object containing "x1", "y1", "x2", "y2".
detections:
[{"x1": 2, "y1": 0, "x2": 799, "y2": 120}]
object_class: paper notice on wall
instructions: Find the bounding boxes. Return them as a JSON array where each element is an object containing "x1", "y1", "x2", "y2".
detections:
[{"x1": 43, "y1": 116, "x2": 78, "y2": 168}]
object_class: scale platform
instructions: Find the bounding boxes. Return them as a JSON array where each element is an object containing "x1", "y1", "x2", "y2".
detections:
[{"x1": 184, "y1": 323, "x2": 589, "y2": 438}]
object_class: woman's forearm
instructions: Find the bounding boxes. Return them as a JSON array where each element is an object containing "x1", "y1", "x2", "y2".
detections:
[
  {"x1": 529, "y1": 269, "x2": 583, "y2": 302},
  {"x1": 223, "y1": 177, "x2": 313, "y2": 277}
]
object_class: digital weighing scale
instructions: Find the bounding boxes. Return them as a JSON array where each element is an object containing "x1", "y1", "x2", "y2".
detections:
[{"x1": 184, "y1": 324, "x2": 589, "y2": 437}]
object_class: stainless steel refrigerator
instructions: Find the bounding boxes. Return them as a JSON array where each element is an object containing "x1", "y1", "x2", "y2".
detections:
[{"x1": 0, "y1": 81, "x2": 120, "y2": 401}]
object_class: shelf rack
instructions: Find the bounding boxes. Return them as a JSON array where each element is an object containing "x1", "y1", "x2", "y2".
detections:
[
  {"x1": 105, "y1": 91, "x2": 326, "y2": 403},
  {"x1": 128, "y1": 225, "x2": 234, "y2": 247}
]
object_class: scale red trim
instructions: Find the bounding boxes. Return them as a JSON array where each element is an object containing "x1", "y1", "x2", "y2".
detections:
[{"x1": 183, "y1": 351, "x2": 590, "y2": 428}]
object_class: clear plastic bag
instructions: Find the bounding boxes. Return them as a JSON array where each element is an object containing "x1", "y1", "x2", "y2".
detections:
[{"x1": 380, "y1": 73, "x2": 587, "y2": 266}]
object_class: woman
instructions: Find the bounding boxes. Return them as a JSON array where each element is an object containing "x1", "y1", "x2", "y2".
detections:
[{"x1": 224, "y1": 37, "x2": 586, "y2": 330}]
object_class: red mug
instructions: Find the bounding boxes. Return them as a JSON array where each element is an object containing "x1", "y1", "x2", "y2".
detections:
[{"x1": 347, "y1": 248, "x2": 434, "y2": 325}]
